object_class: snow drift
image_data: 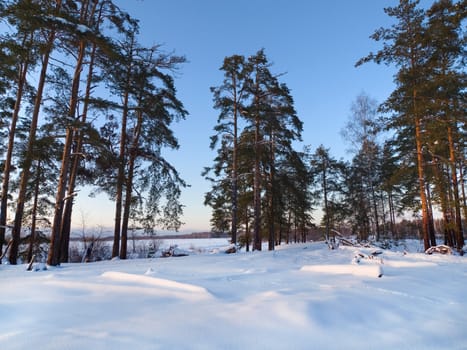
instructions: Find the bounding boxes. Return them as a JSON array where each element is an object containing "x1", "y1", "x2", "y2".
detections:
[{"x1": 1, "y1": 240, "x2": 466, "y2": 349}]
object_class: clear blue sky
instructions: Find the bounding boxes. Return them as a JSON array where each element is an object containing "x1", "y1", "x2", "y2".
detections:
[{"x1": 73, "y1": 0, "x2": 430, "y2": 232}]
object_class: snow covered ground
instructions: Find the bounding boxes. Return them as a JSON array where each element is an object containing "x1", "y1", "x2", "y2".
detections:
[{"x1": 1, "y1": 239, "x2": 466, "y2": 349}]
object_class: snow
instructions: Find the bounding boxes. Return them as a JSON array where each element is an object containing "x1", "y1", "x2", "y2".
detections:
[
  {"x1": 45, "y1": 15, "x2": 92, "y2": 34},
  {"x1": 1, "y1": 240, "x2": 466, "y2": 349},
  {"x1": 301, "y1": 263, "x2": 383, "y2": 278}
]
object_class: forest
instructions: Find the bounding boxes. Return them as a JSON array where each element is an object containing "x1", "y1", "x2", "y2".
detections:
[{"x1": 0, "y1": 0, "x2": 465, "y2": 266}]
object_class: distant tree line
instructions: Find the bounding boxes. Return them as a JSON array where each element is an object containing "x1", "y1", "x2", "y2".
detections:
[
  {"x1": 0, "y1": 0, "x2": 187, "y2": 265},
  {"x1": 205, "y1": 0, "x2": 466, "y2": 253}
]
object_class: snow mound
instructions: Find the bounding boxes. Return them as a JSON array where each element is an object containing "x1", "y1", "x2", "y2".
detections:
[
  {"x1": 383, "y1": 260, "x2": 437, "y2": 268},
  {"x1": 101, "y1": 271, "x2": 212, "y2": 299},
  {"x1": 301, "y1": 263, "x2": 383, "y2": 278}
]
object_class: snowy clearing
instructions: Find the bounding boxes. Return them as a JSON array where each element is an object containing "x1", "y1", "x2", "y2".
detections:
[{"x1": 1, "y1": 240, "x2": 466, "y2": 350}]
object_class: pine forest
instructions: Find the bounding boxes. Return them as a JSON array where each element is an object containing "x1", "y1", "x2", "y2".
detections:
[{"x1": 0, "y1": 0, "x2": 466, "y2": 267}]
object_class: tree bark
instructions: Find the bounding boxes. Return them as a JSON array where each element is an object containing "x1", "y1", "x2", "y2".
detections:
[
  {"x1": 48, "y1": 26, "x2": 87, "y2": 266},
  {"x1": 371, "y1": 182, "x2": 381, "y2": 242},
  {"x1": 47, "y1": 127, "x2": 73, "y2": 266},
  {"x1": 433, "y1": 159, "x2": 454, "y2": 246},
  {"x1": 245, "y1": 207, "x2": 250, "y2": 252},
  {"x1": 27, "y1": 162, "x2": 41, "y2": 263},
  {"x1": 120, "y1": 108, "x2": 143, "y2": 259},
  {"x1": 447, "y1": 124, "x2": 464, "y2": 250},
  {"x1": 268, "y1": 133, "x2": 275, "y2": 251},
  {"x1": 112, "y1": 37, "x2": 134, "y2": 258},
  {"x1": 413, "y1": 89, "x2": 431, "y2": 251},
  {"x1": 231, "y1": 74, "x2": 238, "y2": 246},
  {"x1": 322, "y1": 160, "x2": 330, "y2": 243},
  {"x1": 253, "y1": 114, "x2": 262, "y2": 251},
  {"x1": 459, "y1": 160, "x2": 467, "y2": 226},
  {"x1": 60, "y1": 1, "x2": 99, "y2": 263},
  {"x1": 112, "y1": 98, "x2": 128, "y2": 258}
]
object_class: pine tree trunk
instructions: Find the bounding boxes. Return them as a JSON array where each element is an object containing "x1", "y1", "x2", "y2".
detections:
[
  {"x1": 459, "y1": 161, "x2": 467, "y2": 225},
  {"x1": 112, "y1": 94, "x2": 130, "y2": 258},
  {"x1": 119, "y1": 159, "x2": 133, "y2": 260},
  {"x1": 277, "y1": 220, "x2": 282, "y2": 246},
  {"x1": 231, "y1": 75, "x2": 238, "y2": 246},
  {"x1": 59, "y1": 142, "x2": 81, "y2": 263},
  {"x1": 59, "y1": 54, "x2": 96, "y2": 261},
  {"x1": 48, "y1": 31, "x2": 87, "y2": 266},
  {"x1": 413, "y1": 90, "x2": 431, "y2": 251},
  {"x1": 27, "y1": 162, "x2": 41, "y2": 264},
  {"x1": 294, "y1": 218, "x2": 298, "y2": 243},
  {"x1": 322, "y1": 162, "x2": 330, "y2": 243},
  {"x1": 434, "y1": 160, "x2": 454, "y2": 246},
  {"x1": 120, "y1": 108, "x2": 143, "y2": 259},
  {"x1": 253, "y1": 114, "x2": 262, "y2": 251},
  {"x1": 380, "y1": 192, "x2": 387, "y2": 238},
  {"x1": 388, "y1": 191, "x2": 397, "y2": 239},
  {"x1": 60, "y1": 3, "x2": 99, "y2": 263},
  {"x1": 447, "y1": 124, "x2": 464, "y2": 250},
  {"x1": 113, "y1": 43, "x2": 134, "y2": 258},
  {"x1": 371, "y1": 184, "x2": 380, "y2": 242},
  {"x1": 425, "y1": 180, "x2": 437, "y2": 246},
  {"x1": 112, "y1": 100, "x2": 128, "y2": 258},
  {"x1": 48, "y1": 127, "x2": 73, "y2": 266},
  {"x1": 245, "y1": 207, "x2": 250, "y2": 252},
  {"x1": 268, "y1": 134, "x2": 275, "y2": 251}
]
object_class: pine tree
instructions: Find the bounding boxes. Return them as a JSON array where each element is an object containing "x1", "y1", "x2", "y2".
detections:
[
  {"x1": 121, "y1": 49, "x2": 186, "y2": 259},
  {"x1": 58, "y1": 0, "x2": 128, "y2": 263},
  {"x1": 310, "y1": 145, "x2": 346, "y2": 243},
  {"x1": 0, "y1": 30, "x2": 27, "y2": 259},
  {"x1": 358, "y1": 0, "x2": 465, "y2": 250},
  {"x1": 8, "y1": 129, "x2": 60, "y2": 263},
  {"x1": 379, "y1": 141, "x2": 404, "y2": 239},
  {"x1": 9, "y1": 0, "x2": 63, "y2": 264},
  {"x1": 206, "y1": 50, "x2": 307, "y2": 250},
  {"x1": 342, "y1": 93, "x2": 383, "y2": 241},
  {"x1": 244, "y1": 50, "x2": 303, "y2": 250},
  {"x1": 357, "y1": 0, "x2": 435, "y2": 250},
  {"x1": 48, "y1": 0, "x2": 97, "y2": 266},
  {"x1": 47, "y1": 0, "x2": 128, "y2": 265},
  {"x1": 0, "y1": 1, "x2": 42, "y2": 260},
  {"x1": 423, "y1": 0, "x2": 466, "y2": 251},
  {"x1": 104, "y1": 36, "x2": 186, "y2": 259},
  {"x1": 210, "y1": 55, "x2": 251, "y2": 245},
  {"x1": 261, "y1": 82, "x2": 303, "y2": 249},
  {"x1": 345, "y1": 144, "x2": 384, "y2": 241},
  {"x1": 203, "y1": 134, "x2": 235, "y2": 233},
  {"x1": 277, "y1": 147, "x2": 313, "y2": 244}
]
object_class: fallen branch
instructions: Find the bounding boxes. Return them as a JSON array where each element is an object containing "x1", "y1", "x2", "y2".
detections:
[
  {"x1": 26, "y1": 255, "x2": 36, "y2": 271},
  {"x1": 339, "y1": 237, "x2": 357, "y2": 247},
  {"x1": 161, "y1": 245, "x2": 189, "y2": 258},
  {"x1": 0, "y1": 240, "x2": 13, "y2": 261}
]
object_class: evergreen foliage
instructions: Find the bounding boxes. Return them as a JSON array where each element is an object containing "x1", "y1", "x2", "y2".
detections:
[
  {"x1": 206, "y1": 50, "x2": 311, "y2": 250},
  {"x1": 357, "y1": 0, "x2": 466, "y2": 251},
  {"x1": 0, "y1": 0, "x2": 187, "y2": 265}
]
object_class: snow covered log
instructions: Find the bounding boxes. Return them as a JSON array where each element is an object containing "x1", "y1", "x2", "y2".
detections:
[
  {"x1": 425, "y1": 245, "x2": 452, "y2": 255},
  {"x1": 161, "y1": 245, "x2": 189, "y2": 258},
  {"x1": 224, "y1": 245, "x2": 237, "y2": 254}
]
